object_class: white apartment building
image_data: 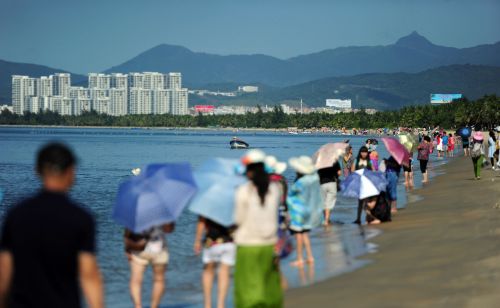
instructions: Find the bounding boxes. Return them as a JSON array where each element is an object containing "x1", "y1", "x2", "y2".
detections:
[
  {"x1": 129, "y1": 73, "x2": 145, "y2": 88},
  {"x1": 74, "y1": 98, "x2": 92, "y2": 116},
  {"x1": 170, "y1": 89, "x2": 188, "y2": 115},
  {"x1": 27, "y1": 96, "x2": 41, "y2": 113},
  {"x1": 167, "y1": 73, "x2": 182, "y2": 90},
  {"x1": 88, "y1": 73, "x2": 111, "y2": 89},
  {"x1": 111, "y1": 73, "x2": 128, "y2": 89},
  {"x1": 129, "y1": 88, "x2": 152, "y2": 114},
  {"x1": 38, "y1": 76, "x2": 53, "y2": 97},
  {"x1": 143, "y1": 72, "x2": 164, "y2": 90},
  {"x1": 153, "y1": 89, "x2": 171, "y2": 114},
  {"x1": 109, "y1": 88, "x2": 127, "y2": 116},
  {"x1": 49, "y1": 96, "x2": 72, "y2": 115},
  {"x1": 52, "y1": 73, "x2": 71, "y2": 98},
  {"x1": 12, "y1": 75, "x2": 37, "y2": 114},
  {"x1": 94, "y1": 97, "x2": 111, "y2": 114}
]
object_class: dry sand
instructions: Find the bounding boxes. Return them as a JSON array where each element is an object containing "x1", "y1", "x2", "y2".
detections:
[{"x1": 286, "y1": 157, "x2": 500, "y2": 308}]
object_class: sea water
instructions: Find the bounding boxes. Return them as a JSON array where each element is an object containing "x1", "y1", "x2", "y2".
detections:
[{"x1": 0, "y1": 127, "x2": 445, "y2": 307}]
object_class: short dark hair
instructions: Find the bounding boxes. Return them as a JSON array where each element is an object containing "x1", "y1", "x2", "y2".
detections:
[
  {"x1": 424, "y1": 136, "x2": 431, "y2": 142},
  {"x1": 36, "y1": 142, "x2": 76, "y2": 175}
]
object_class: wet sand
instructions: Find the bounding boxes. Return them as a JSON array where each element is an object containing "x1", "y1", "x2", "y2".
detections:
[{"x1": 286, "y1": 157, "x2": 500, "y2": 308}]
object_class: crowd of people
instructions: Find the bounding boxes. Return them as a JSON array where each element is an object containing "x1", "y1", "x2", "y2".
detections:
[{"x1": 1, "y1": 127, "x2": 499, "y2": 308}]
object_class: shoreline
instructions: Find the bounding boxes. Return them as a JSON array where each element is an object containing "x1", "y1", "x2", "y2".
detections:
[{"x1": 286, "y1": 156, "x2": 500, "y2": 307}]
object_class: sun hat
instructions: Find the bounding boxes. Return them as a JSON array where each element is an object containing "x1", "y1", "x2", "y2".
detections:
[
  {"x1": 289, "y1": 156, "x2": 316, "y2": 175},
  {"x1": 264, "y1": 155, "x2": 287, "y2": 175},
  {"x1": 472, "y1": 131, "x2": 484, "y2": 141},
  {"x1": 241, "y1": 149, "x2": 266, "y2": 165},
  {"x1": 495, "y1": 126, "x2": 500, "y2": 132}
]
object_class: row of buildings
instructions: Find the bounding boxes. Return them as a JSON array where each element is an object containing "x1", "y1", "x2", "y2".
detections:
[{"x1": 12, "y1": 72, "x2": 189, "y2": 116}]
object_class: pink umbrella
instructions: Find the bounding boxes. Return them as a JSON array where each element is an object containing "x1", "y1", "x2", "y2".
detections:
[
  {"x1": 312, "y1": 143, "x2": 349, "y2": 169},
  {"x1": 381, "y1": 137, "x2": 410, "y2": 167},
  {"x1": 472, "y1": 131, "x2": 483, "y2": 141}
]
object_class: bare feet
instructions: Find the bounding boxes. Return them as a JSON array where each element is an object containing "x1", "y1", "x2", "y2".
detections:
[
  {"x1": 368, "y1": 219, "x2": 381, "y2": 225},
  {"x1": 290, "y1": 259, "x2": 304, "y2": 267},
  {"x1": 306, "y1": 258, "x2": 315, "y2": 265},
  {"x1": 391, "y1": 208, "x2": 398, "y2": 214}
]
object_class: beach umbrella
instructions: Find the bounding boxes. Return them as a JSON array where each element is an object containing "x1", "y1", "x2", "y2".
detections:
[
  {"x1": 398, "y1": 134, "x2": 418, "y2": 152},
  {"x1": 340, "y1": 169, "x2": 388, "y2": 200},
  {"x1": 457, "y1": 127, "x2": 471, "y2": 138},
  {"x1": 113, "y1": 163, "x2": 198, "y2": 233},
  {"x1": 381, "y1": 137, "x2": 410, "y2": 167},
  {"x1": 472, "y1": 131, "x2": 484, "y2": 141},
  {"x1": 189, "y1": 158, "x2": 247, "y2": 227},
  {"x1": 312, "y1": 142, "x2": 349, "y2": 169}
]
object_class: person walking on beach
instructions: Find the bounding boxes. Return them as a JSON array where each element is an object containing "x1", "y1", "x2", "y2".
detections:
[
  {"x1": 352, "y1": 146, "x2": 374, "y2": 172},
  {"x1": 470, "y1": 132, "x2": 485, "y2": 180},
  {"x1": 462, "y1": 134, "x2": 471, "y2": 157},
  {"x1": 342, "y1": 146, "x2": 354, "y2": 177},
  {"x1": 287, "y1": 156, "x2": 323, "y2": 267},
  {"x1": 234, "y1": 150, "x2": 283, "y2": 308},
  {"x1": 193, "y1": 217, "x2": 235, "y2": 308},
  {"x1": 417, "y1": 136, "x2": 432, "y2": 183},
  {"x1": 403, "y1": 152, "x2": 414, "y2": 188},
  {"x1": 317, "y1": 161, "x2": 341, "y2": 226},
  {"x1": 124, "y1": 223, "x2": 174, "y2": 308},
  {"x1": 370, "y1": 143, "x2": 379, "y2": 171},
  {"x1": 436, "y1": 134, "x2": 443, "y2": 158},
  {"x1": 383, "y1": 156, "x2": 402, "y2": 213},
  {"x1": 0, "y1": 143, "x2": 103, "y2": 308},
  {"x1": 487, "y1": 130, "x2": 497, "y2": 170},
  {"x1": 448, "y1": 133, "x2": 455, "y2": 157}
]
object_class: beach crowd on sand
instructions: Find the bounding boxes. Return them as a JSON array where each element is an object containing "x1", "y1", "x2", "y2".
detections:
[{"x1": 0, "y1": 126, "x2": 499, "y2": 308}]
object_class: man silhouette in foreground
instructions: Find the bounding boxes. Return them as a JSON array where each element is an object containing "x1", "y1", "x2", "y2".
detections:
[{"x1": 0, "y1": 143, "x2": 103, "y2": 308}]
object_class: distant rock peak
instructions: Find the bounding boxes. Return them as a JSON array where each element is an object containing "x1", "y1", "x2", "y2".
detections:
[{"x1": 395, "y1": 31, "x2": 435, "y2": 48}]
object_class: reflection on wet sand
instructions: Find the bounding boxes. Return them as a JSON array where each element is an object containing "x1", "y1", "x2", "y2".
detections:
[{"x1": 281, "y1": 224, "x2": 380, "y2": 289}]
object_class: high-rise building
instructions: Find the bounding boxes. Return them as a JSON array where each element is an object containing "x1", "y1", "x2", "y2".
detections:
[
  {"x1": 88, "y1": 73, "x2": 111, "y2": 89},
  {"x1": 93, "y1": 97, "x2": 111, "y2": 114},
  {"x1": 167, "y1": 72, "x2": 182, "y2": 89},
  {"x1": 129, "y1": 88, "x2": 152, "y2": 114},
  {"x1": 128, "y1": 73, "x2": 145, "y2": 89},
  {"x1": 111, "y1": 73, "x2": 128, "y2": 89},
  {"x1": 49, "y1": 96, "x2": 73, "y2": 115},
  {"x1": 170, "y1": 88, "x2": 188, "y2": 115},
  {"x1": 12, "y1": 75, "x2": 37, "y2": 114},
  {"x1": 52, "y1": 73, "x2": 71, "y2": 98},
  {"x1": 143, "y1": 72, "x2": 164, "y2": 90},
  {"x1": 27, "y1": 96, "x2": 41, "y2": 113},
  {"x1": 153, "y1": 89, "x2": 171, "y2": 114},
  {"x1": 38, "y1": 76, "x2": 53, "y2": 97},
  {"x1": 74, "y1": 98, "x2": 92, "y2": 115},
  {"x1": 109, "y1": 88, "x2": 127, "y2": 116}
]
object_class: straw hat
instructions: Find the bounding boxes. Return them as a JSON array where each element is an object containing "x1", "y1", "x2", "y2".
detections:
[
  {"x1": 241, "y1": 149, "x2": 266, "y2": 165},
  {"x1": 289, "y1": 156, "x2": 316, "y2": 175},
  {"x1": 472, "y1": 131, "x2": 484, "y2": 141},
  {"x1": 265, "y1": 155, "x2": 287, "y2": 175}
]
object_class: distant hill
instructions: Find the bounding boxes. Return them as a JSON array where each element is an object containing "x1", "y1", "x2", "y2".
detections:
[
  {"x1": 106, "y1": 32, "x2": 500, "y2": 87},
  {"x1": 193, "y1": 65, "x2": 500, "y2": 110},
  {"x1": 0, "y1": 60, "x2": 86, "y2": 104}
]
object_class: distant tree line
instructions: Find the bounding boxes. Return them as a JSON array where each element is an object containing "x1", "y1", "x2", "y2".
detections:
[{"x1": 1, "y1": 95, "x2": 498, "y2": 129}]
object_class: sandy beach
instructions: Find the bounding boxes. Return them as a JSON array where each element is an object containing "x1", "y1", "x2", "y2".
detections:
[{"x1": 286, "y1": 157, "x2": 500, "y2": 308}]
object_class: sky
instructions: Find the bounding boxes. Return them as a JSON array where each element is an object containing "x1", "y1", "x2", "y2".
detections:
[{"x1": 1, "y1": 0, "x2": 499, "y2": 74}]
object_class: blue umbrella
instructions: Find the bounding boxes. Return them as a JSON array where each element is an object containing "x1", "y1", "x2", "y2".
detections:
[
  {"x1": 189, "y1": 158, "x2": 247, "y2": 227},
  {"x1": 113, "y1": 163, "x2": 197, "y2": 233},
  {"x1": 340, "y1": 169, "x2": 387, "y2": 200},
  {"x1": 457, "y1": 127, "x2": 471, "y2": 138}
]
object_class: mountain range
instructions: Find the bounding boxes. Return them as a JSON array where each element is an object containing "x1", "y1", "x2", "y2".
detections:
[
  {"x1": 106, "y1": 31, "x2": 500, "y2": 87},
  {"x1": 1, "y1": 31, "x2": 499, "y2": 109}
]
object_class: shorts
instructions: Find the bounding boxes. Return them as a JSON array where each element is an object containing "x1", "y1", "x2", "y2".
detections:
[
  {"x1": 442, "y1": 145, "x2": 448, "y2": 151},
  {"x1": 320, "y1": 182, "x2": 337, "y2": 210},
  {"x1": 385, "y1": 171, "x2": 398, "y2": 201},
  {"x1": 289, "y1": 228, "x2": 311, "y2": 235},
  {"x1": 202, "y1": 242, "x2": 236, "y2": 266},
  {"x1": 463, "y1": 143, "x2": 469, "y2": 149},
  {"x1": 131, "y1": 249, "x2": 169, "y2": 266},
  {"x1": 403, "y1": 159, "x2": 413, "y2": 172},
  {"x1": 419, "y1": 159, "x2": 428, "y2": 173}
]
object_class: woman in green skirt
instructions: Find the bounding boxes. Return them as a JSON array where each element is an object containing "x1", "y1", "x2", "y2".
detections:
[{"x1": 234, "y1": 149, "x2": 283, "y2": 307}]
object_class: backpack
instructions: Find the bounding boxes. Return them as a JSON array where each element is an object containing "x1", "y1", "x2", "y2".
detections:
[{"x1": 471, "y1": 143, "x2": 482, "y2": 158}]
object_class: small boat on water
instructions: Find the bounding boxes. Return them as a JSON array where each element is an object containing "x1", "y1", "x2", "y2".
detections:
[{"x1": 230, "y1": 137, "x2": 249, "y2": 149}]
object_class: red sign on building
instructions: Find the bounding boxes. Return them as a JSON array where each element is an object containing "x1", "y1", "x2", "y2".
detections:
[{"x1": 194, "y1": 105, "x2": 215, "y2": 113}]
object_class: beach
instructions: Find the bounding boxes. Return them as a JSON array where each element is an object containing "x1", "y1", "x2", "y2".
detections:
[{"x1": 286, "y1": 157, "x2": 500, "y2": 307}]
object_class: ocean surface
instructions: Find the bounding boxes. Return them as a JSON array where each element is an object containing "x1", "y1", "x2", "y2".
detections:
[{"x1": 0, "y1": 127, "x2": 448, "y2": 307}]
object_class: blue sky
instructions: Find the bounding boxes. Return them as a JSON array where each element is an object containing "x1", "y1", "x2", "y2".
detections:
[{"x1": 1, "y1": 0, "x2": 499, "y2": 73}]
